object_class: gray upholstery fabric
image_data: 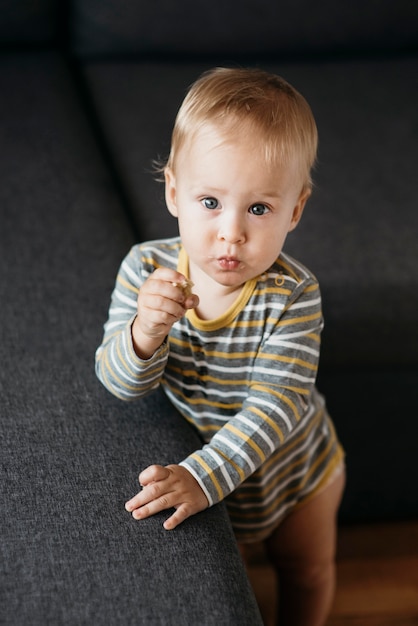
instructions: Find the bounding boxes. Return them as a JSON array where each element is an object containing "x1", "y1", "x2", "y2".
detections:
[
  {"x1": 71, "y1": 0, "x2": 418, "y2": 59},
  {"x1": 0, "y1": 0, "x2": 58, "y2": 44},
  {"x1": 0, "y1": 52, "x2": 263, "y2": 625}
]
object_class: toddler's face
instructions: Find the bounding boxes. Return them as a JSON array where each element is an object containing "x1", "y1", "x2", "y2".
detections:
[{"x1": 165, "y1": 123, "x2": 309, "y2": 291}]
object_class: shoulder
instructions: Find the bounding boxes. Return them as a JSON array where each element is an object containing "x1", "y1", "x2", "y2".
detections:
[
  {"x1": 252, "y1": 253, "x2": 321, "y2": 316},
  {"x1": 260, "y1": 252, "x2": 319, "y2": 293},
  {"x1": 127, "y1": 236, "x2": 181, "y2": 275},
  {"x1": 275, "y1": 251, "x2": 319, "y2": 286}
]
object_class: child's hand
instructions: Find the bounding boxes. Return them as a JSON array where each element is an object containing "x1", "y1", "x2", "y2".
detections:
[
  {"x1": 125, "y1": 464, "x2": 209, "y2": 530},
  {"x1": 132, "y1": 268, "x2": 198, "y2": 358}
]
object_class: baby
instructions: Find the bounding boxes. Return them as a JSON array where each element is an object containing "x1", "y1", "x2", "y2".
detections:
[{"x1": 96, "y1": 67, "x2": 345, "y2": 626}]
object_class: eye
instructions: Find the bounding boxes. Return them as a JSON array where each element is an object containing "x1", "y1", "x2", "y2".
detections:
[
  {"x1": 249, "y1": 203, "x2": 269, "y2": 216},
  {"x1": 202, "y1": 197, "x2": 219, "y2": 210}
]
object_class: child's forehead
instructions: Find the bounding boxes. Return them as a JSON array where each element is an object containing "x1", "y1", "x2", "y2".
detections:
[
  {"x1": 183, "y1": 120, "x2": 264, "y2": 159},
  {"x1": 181, "y1": 120, "x2": 299, "y2": 172},
  {"x1": 176, "y1": 122, "x2": 304, "y2": 192}
]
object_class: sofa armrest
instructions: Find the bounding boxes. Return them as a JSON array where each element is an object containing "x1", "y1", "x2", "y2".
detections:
[{"x1": 0, "y1": 52, "x2": 262, "y2": 625}]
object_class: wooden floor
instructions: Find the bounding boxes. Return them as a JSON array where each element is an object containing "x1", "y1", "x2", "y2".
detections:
[{"x1": 246, "y1": 520, "x2": 418, "y2": 626}]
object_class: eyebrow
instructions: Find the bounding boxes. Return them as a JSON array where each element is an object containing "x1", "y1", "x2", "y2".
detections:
[{"x1": 192, "y1": 183, "x2": 283, "y2": 199}]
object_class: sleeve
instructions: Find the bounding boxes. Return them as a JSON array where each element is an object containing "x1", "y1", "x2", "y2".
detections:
[
  {"x1": 179, "y1": 278, "x2": 323, "y2": 506},
  {"x1": 95, "y1": 246, "x2": 169, "y2": 401}
]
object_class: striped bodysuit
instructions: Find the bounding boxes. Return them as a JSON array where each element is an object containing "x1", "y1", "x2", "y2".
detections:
[{"x1": 95, "y1": 237, "x2": 344, "y2": 542}]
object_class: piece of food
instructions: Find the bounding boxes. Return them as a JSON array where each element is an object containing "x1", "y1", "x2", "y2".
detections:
[{"x1": 173, "y1": 279, "x2": 194, "y2": 297}]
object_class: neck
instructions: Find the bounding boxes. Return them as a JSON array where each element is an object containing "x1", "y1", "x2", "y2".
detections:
[{"x1": 189, "y1": 263, "x2": 244, "y2": 321}]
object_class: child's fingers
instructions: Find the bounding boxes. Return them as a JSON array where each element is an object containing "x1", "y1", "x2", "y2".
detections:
[
  {"x1": 184, "y1": 294, "x2": 199, "y2": 310},
  {"x1": 124, "y1": 483, "x2": 170, "y2": 516},
  {"x1": 125, "y1": 464, "x2": 208, "y2": 528},
  {"x1": 130, "y1": 490, "x2": 174, "y2": 521},
  {"x1": 150, "y1": 267, "x2": 190, "y2": 288},
  {"x1": 146, "y1": 269, "x2": 191, "y2": 303},
  {"x1": 139, "y1": 464, "x2": 169, "y2": 486},
  {"x1": 163, "y1": 504, "x2": 194, "y2": 531},
  {"x1": 125, "y1": 465, "x2": 171, "y2": 514}
]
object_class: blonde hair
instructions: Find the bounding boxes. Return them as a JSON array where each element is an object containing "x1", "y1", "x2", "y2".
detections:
[{"x1": 164, "y1": 67, "x2": 318, "y2": 190}]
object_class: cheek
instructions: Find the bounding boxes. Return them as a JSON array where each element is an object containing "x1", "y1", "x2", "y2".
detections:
[
  {"x1": 177, "y1": 219, "x2": 201, "y2": 247},
  {"x1": 257, "y1": 229, "x2": 288, "y2": 262}
]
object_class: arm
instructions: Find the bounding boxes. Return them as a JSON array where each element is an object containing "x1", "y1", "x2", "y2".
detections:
[{"x1": 95, "y1": 246, "x2": 198, "y2": 400}]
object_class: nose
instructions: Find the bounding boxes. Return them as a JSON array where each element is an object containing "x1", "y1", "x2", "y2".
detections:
[{"x1": 217, "y1": 210, "x2": 246, "y2": 244}]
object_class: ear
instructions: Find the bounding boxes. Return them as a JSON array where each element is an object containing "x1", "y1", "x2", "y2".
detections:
[
  {"x1": 289, "y1": 187, "x2": 311, "y2": 231},
  {"x1": 165, "y1": 167, "x2": 178, "y2": 218}
]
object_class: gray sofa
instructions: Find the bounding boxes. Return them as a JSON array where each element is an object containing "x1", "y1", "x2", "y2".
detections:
[{"x1": 1, "y1": 1, "x2": 417, "y2": 624}]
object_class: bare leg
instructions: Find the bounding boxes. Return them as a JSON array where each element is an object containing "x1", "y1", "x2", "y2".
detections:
[{"x1": 265, "y1": 468, "x2": 346, "y2": 626}]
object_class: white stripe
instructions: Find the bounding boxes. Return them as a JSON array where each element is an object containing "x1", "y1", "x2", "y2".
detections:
[
  {"x1": 121, "y1": 259, "x2": 142, "y2": 286},
  {"x1": 253, "y1": 366, "x2": 315, "y2": 383},
  {"x1": 113, "y1": 290, "x2": 138, "y2": 308},
  {"x1": 288, "y1": 297, "x2": 321, "y2": 310},
  {"x1": 237, "y1": 414, "x2": 275, "y2": 453},
  {"x1": 249, "y1": 396, "x2": 294, "y2": 432},
  {"x1": 146, "y1": 245, "x2": 179, "y2": 266},
  {"x1": 205, "y1": 448, "x2": 235, "y2": 493},
  {"x1": 164, "y1": 375, "x2": 248, "y2": 399},
  {"x1": 268, "y1": 338, "x2": 319, "y2": 357},
  {"x1": 212, "y1": 434, "x2": 256, "y2": 473},
  {"x1": 179, "y1": 461, "x2": 214, "y2": 506}
]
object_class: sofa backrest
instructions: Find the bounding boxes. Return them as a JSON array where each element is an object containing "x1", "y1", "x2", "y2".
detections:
[
  {"x1": 70, "y1": 0, "x2": 418, "y2": 60},
  {"x1": 0, "y1": 0, "x2": 63, "y2": 47}
]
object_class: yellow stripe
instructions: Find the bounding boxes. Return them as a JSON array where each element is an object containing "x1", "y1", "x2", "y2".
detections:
[
  {"x1": 166, "y1": 364, "x2": 249, "y2": 385},
  {"x1": 251, "y1": 385, "x2": 301, "y2": 423},
  {"x1": 169, "y1": 336, "x2": 257, "y2": 359},
  {"x1": 255, "y1": 286, "x2": 292, "y2": 296},
  {"x1": 277, "y1": 257, "x2": 304, "y2": 281},
  {"x1": 213, "y1": 448, "x2": 246, "y2": 482},
  {"x1": 278, "y1": 311, "x2": 322, "y2": 327},
  {"x1": 103, "y1": 352, "x2": 141, "y2": 393},
  {"x1": 231, "y1": 409, "x2": 335, "y2": 504},
  {"x1": 274, "y1": 385, "x2": 310, "y2": 396},
  {"x1": 117, "y1": 275, "x2": 139, "y2": 294},
  {"x1": 232, "y1": 319, "x2": 274, "y2": 328},
  {"x1": 102, "y1": 334, "x2": 159, "y2": 394},
  {"x1": 306, "y1": 332, "x2": 320, "y2": 343},
  {"x1": 248, "y1": 406, "x2": 285, "y2": 443},
  {"x1": 177, "y1": 395, "x2": 242, "y2": 411},
  {"x1": 101, "y1": 361, "x2": 130, "y2": 402},
  {"x1": 116, "y1": 338, "x2": 161, "y2": 383},
  {"x1": 258, "y1": 352, "x2": 318, "y2": 371},
  {"x1": 140, "y1": 255, "x2": 162, "y2": 269},
  {"x1": 260, "y1": 407, "x2": 321, "y2": 473},
  {"x1": 164, "y1": 382, "x2": 242, "y2": 412},
  {"x1": 170, "y1": 337, "x2": 317, "y2": 371},
  {"x1": 224, "y1": 424, "x2": 266, "y2": 463},
  {"x1": 235, "y1": 453, "x2": 313, "y2": 518},
  {"x1": 230, "y1": 436, "x2": 339, "y2": 521}
]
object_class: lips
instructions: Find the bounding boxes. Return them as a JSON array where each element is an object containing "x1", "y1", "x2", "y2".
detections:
[{"x1": 217, "y1": 256, "x2": 241, "y2": 270}]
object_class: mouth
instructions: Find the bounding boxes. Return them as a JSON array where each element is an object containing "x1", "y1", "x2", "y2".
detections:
[{"x1": 217, "y1": 256, "x2": 241, "y2": 271}]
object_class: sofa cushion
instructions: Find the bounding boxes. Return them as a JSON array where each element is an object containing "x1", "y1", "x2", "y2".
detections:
[
  {"x1": 71, "y1": 0, "x2": 418, "y2": 59},
  {"x1": 0, "y1": 52, "x2": 262, "y2": 625}
]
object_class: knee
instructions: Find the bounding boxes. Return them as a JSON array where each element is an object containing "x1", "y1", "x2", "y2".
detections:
[
  {"x1": 297, "y1": 560, "x2": 335, "y2": 591},
  {"x1": 270, "y1": 555, "x2": 336, "y2": 591}
]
